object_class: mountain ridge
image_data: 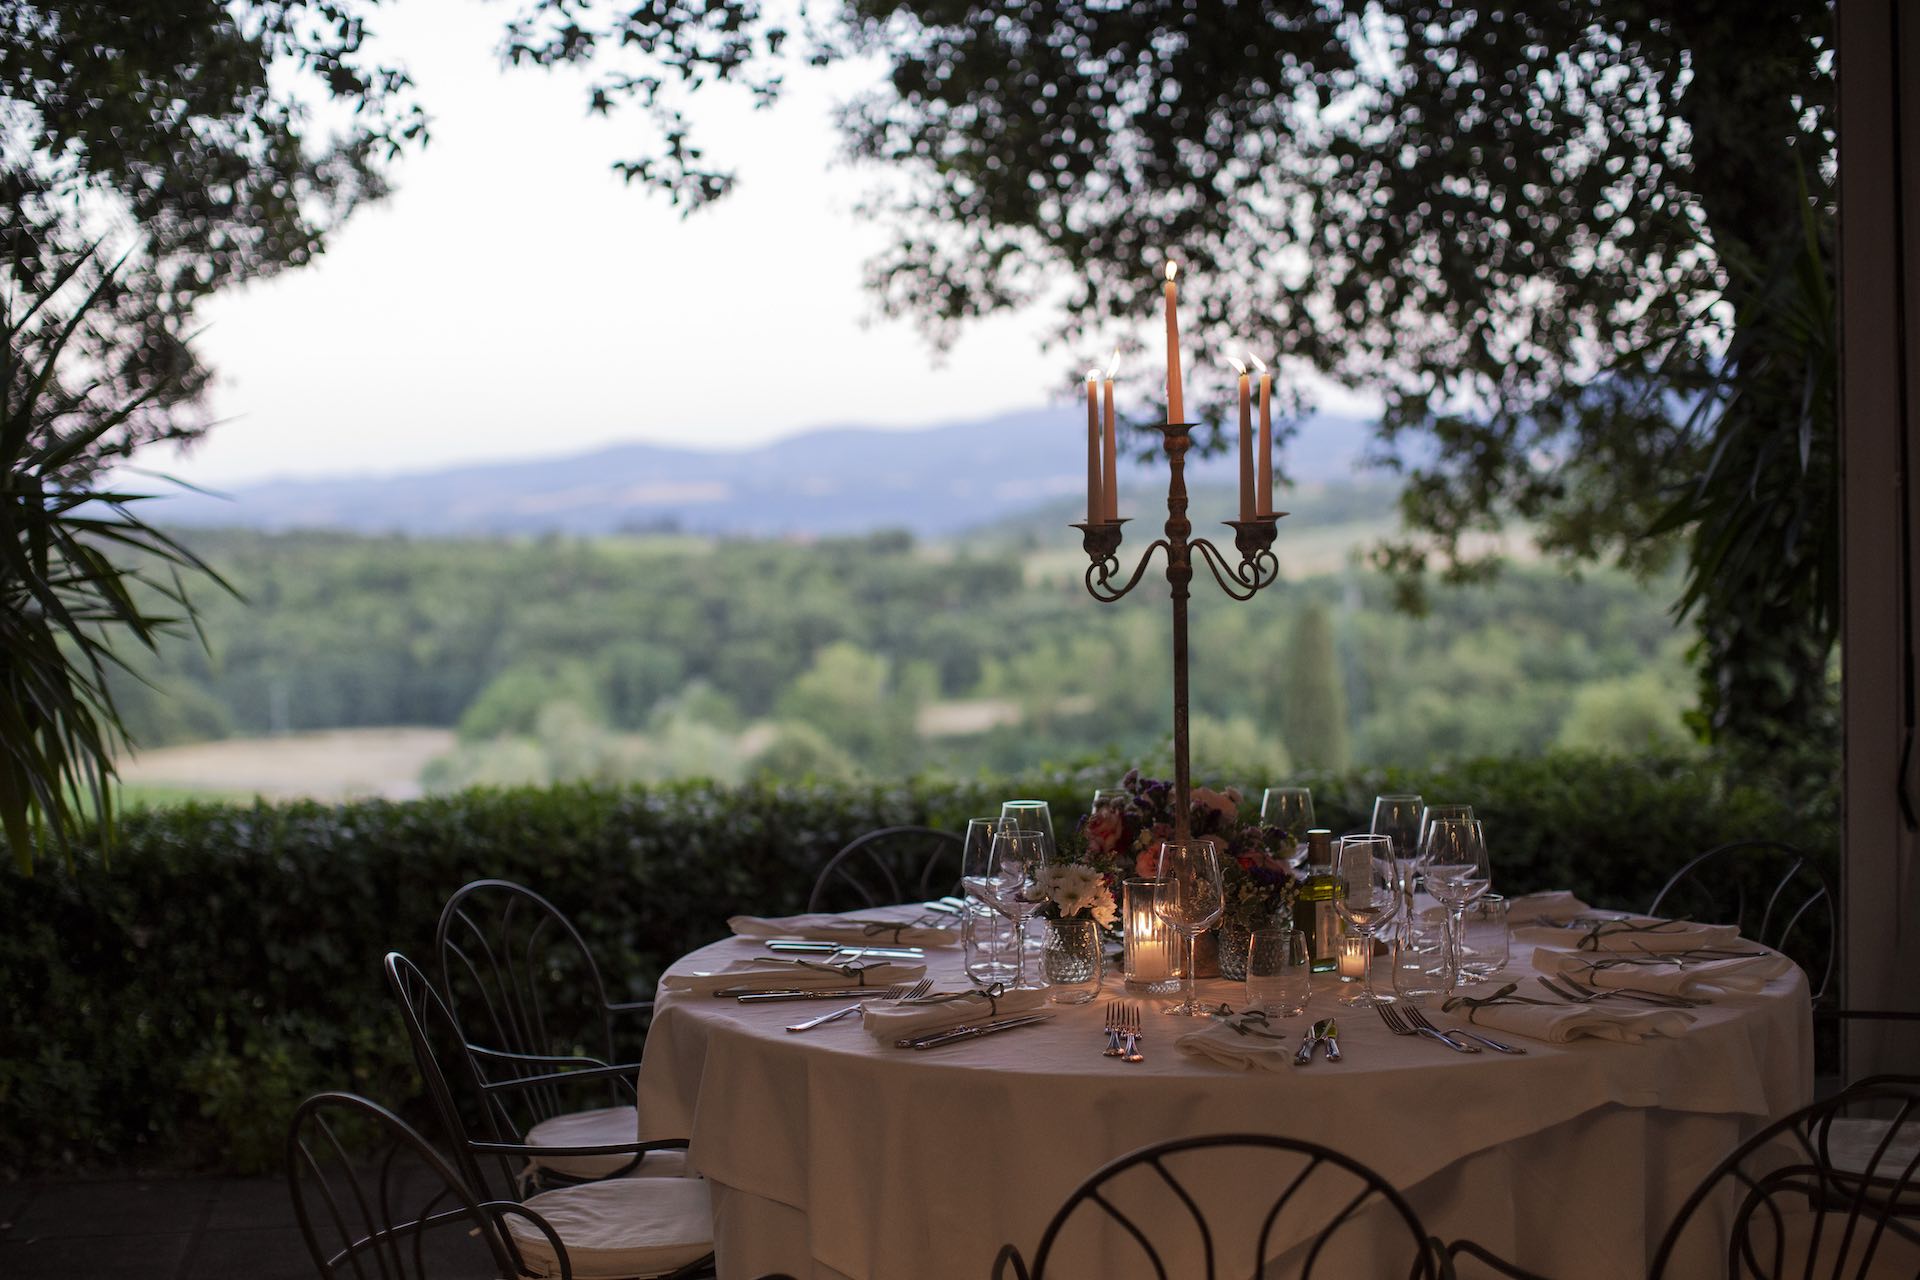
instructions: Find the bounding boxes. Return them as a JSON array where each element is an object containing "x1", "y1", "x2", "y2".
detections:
[{"x1": 147, "y1": 407, "x2": 1381, "y2": 538}]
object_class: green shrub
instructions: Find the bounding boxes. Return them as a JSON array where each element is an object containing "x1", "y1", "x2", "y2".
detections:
[{"x1": 0, "y1": 754, "x2": 1829, "y2": 1173}]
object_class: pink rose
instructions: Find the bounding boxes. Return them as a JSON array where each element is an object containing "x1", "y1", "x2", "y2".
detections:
[
  {"x1": 1192, "y1": 787, "x2": 1239, "y2": 821},
  {"x1": 1085, "y1": 808, "x2": 1125, "y2": 855},
  {"x1": 1134, "y1": 847, "x2": 1162, "y2": 878}
]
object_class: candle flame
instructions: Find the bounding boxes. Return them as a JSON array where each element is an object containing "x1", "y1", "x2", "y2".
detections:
[
  {"x1": 1250, "y1": 354, "x2": 1269, "y2": 375},
  {"x1": 1086, "y1": 368, "x2": 1100, "y2": 382},
  {"x1": 1105, "y1": 349, "x2": 1121, "y2": 378},
  {"x1": 1225, "y1": 353, "x2": 1247, "y2": 375},
  {"x1": 1165, "y1": 261, "x2": 1178, "y2": 282}
]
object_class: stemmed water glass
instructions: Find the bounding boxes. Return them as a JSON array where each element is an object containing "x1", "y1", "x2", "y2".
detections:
[
  {"x1": 1411, "y1": 803, "x2": 1475, "y2": 956},
  {"x1": 1000, "y1": 800, "x2": 1057, "y2": 861},
  {"x1": 988, "y1": 827, "x2": 1051, "y2": 990},
  {"x1": 1421, "y1": 816, "x2": 1492, "y2": 992},
  {"x1": 1260, "y1": 787, "x2": 1315, "y2": 866},
  {"x1": 958, "y1": 817, "x2": 1017, "y2": 986},
  {"x1": 1153, "y1": 838, "x2": 1225, "y2": 1016},
  {"x1": 1371, "y1": 793, "x2": 1424, "y2": 938},
  {"x1": 1333, "y1": 833, "x2": 1401, "y2": 1007}
]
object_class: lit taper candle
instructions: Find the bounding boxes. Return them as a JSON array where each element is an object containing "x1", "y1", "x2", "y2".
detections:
[
  {"x1": 1101, "y1": 350, "x2": 1120, "y2": 521},
  {"x1": 1228, "y1": 353, "x2": 1253, "y2": 521},
  {"x1": 1252, "y1": 353, "x2": 1273, "y2": 517},
  {"x1": 1163, "y1": 262, "x2": 1184, "y2": 424}
]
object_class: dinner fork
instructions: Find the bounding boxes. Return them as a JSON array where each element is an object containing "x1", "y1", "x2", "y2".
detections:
[
  {"x1": 1378, "y1": 1002, "x2": 1479, "y2": 1053},
  {"x1": 1120, "y1": 1003, "x2": 1145, "y2": 1063},
  {"x1": 1536, "y1": 974, "x2": 1703, "y2": 1009},
  {"x1": 785, "y1": 979, "x2": 932, "y2": 1032},
  {"x1": 1403, "y1": 1004, "x2": 1525, "y2": 1055},
  {"x1": 1102, "y1": 1002, "x2": 1125, "y2": 1057}
]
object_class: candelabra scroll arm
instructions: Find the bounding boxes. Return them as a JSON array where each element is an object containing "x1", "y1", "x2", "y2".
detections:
[
  {"x1": 1085, "y1": 539, "x2": 1170, "y2": 604},
  {"x1": 1190, "y1": 536, "x2": 1281, "y2": 602}
]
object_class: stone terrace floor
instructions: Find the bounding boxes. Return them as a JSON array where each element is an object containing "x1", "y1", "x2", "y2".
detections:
[{"x1": 1, "y1": 1174, "x2": 315, "y2": 1279}]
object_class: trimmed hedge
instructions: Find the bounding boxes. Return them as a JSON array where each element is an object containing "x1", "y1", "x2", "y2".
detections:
[{"x1": 0, "y1": 753, "x2": 1830, "y2": 1173}]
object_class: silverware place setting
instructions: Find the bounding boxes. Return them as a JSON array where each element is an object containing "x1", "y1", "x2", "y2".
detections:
[
  {"x1": 1535, "y1": 974, "x2": 1707, "y2": 1009},
  {"x1": 785, "y1": 978, "x2": 934, "y2": 1032},
  {"x1": 1294, "y1": 1016, "x2": 1340, "y2": 1066},
  {"x1": 1379, "y1": 1003, "x2": 1524, "y2": 1054},
  {"x1": 895, "y1": 1013, "x2": 1054, "y2": 1050}
]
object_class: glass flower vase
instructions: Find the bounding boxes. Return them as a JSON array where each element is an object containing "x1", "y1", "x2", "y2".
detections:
[{"x1": 1042, "y1": 916, "x2": 1103, "y2": 1004}]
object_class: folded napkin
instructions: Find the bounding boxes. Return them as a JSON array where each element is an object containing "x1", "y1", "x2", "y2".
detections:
[
  {"x1": 1508, "y1": 892, "x2": 1744, "y2": 953},
  {"x1": 728, "y1": 912, "x2": 958, "y2": 948},
  {"x1": 1506, "y1": 890, "x2": 1589, "y2": 924},
  {"x1": 1441, "y1": 985, "x2": 1696, "y2": 1043},
  {"x1": 1534, "y1": 946, "x2": 1794, "y2": 997},
  {"x1": 660, "y1": 957, "x2": 927, "y2": 996},
  {"x1": 1175, "y1": 1010, "x2": 1306, "y2": 1072},
  {"x1": 862, "y1": 987, "x2": 1047, "y2": 1042}
]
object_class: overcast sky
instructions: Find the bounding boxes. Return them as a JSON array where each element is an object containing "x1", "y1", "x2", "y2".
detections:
[
  {"x1": 137, "y1": 0, "x2": 1044, "y2": 486},
  {"x1": 147, "y1": 0, "x2": 1375, "y2": 489}
]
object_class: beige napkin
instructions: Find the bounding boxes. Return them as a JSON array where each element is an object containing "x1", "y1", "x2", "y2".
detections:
[
  {"x1": 1507, "y1": 890, "x2": 1590, "y2": 924},
  {"x1": 660, "y1": 957, "x2": 927, "y2": 996},
  {"x1": 1175, "y1": 1012, "x2": 1308, "y2": 1071},
  {"x1": 862, "y1": 988, "x2": 1048, "y2": 1042},
  {"x1": 1441, "y1": 990, "x2": 1696, "y2": 1043},
  {"x1": 1534, "y1": 946, "x2": 1794, "y2": 996},
  {"x1": 728, "y1": 912, "x2": 958, "y2": 948},
  {"x1": 1508, "y1": 891, "x2": 1743, "y2": 952}
]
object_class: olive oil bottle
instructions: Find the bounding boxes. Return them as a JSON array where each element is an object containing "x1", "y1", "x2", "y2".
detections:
[{"x1": 1293, "y1": 828, "x2": 1343, "y2": 973}]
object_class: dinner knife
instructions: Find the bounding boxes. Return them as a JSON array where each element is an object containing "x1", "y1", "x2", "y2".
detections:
[
  {"x1": 725, "y1": 986, "x2": 900, "y2": 1001},
  {"x1": 897, "y1": 1013, "x2": 1054, "y2": 1050},
  {"x1": 765, "y1": 940, "x2": 926, "y2": 959}
]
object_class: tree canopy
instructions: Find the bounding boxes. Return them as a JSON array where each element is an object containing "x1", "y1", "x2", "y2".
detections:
[
  {"x1": 1, "y1": 0, "x2": 1838, "y2": 748},
  {"x1": 0, "y1": 0, "x2": 426, "y2": 461}
]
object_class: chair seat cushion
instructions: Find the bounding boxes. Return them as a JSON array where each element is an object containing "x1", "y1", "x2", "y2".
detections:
[
  {"x1": 511, "y1": 1177, "x2": 714, "y2": 1278},
  {"x1": 526, "y1": 1106, "x2": 689, "y2": 1180}
]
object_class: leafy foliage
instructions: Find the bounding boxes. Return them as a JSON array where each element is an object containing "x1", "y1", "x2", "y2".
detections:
[
  {"x1": 0, "y1": 755, "x2": 1825, "y2": 1172},
  {"x1": 0, "y1": 256, "x2": 230, "y2": 872},
  {"x1": 1, "y1": 1, "x2": 426, "y2": 462}
]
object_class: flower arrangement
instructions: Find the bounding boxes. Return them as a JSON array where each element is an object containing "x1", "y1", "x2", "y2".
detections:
[
  {"x1": 1079, "y1": 769, "x2": 1300, "y2": 930},
  {"x1": 1030, "y1": 863, "x2": 1119, "y2": 927}
]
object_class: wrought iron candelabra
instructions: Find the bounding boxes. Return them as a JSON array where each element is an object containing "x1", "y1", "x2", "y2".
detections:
[{"x1": 1072, "y1": 423, "x2": 1284, "y2": 844}]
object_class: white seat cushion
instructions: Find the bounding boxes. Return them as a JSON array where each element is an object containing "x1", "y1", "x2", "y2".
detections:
[
  {"x1": 526, "y1": 1106, "x2": 690, "y2": 1180},
  {"x1": 511, "y1": 1177, "x2": 714, "y2": 1278}
]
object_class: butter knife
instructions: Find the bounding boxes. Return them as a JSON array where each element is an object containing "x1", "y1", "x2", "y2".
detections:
[
  {"x1": 728, "y1": 986, "x2": 896, "y2": 1002},
  {"x1": 897, "y1": 1013, "x2": 1054, "y2": 1049}
]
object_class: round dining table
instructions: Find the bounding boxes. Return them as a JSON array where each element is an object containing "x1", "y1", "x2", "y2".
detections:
[{"x1": 634, "y1": 906, "x2": 1812, "y2": 1280}]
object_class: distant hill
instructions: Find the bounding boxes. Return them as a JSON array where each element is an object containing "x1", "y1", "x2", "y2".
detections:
[{"x1": 146, "y1": 407, "x2": 1384, "y2": 539}]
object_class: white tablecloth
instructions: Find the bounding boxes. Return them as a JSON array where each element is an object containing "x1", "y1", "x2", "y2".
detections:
[{"x1": 636, "y1": 907, "x2": 1813, "y2": 1279}]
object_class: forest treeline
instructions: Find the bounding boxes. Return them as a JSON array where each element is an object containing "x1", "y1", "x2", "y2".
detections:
[{"x1": 116, "y1": 508, "x2": 1697, "y2": 788}]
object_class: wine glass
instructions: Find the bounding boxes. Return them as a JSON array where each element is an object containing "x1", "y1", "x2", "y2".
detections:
[
  {"x1": 1370, "y1": 793, "x2": 1424, "y2": 938},
  {"x1": 1333, "y1": 833, "x2": 1401, "y2": 1006},
  {"x1": 1408, "y1": 803, "x2": 1474, "y2": 957},
  {"x1": 1153, "y1": 838, "x2": 1225, "y2": 1016},
  {"x1": 1000, "y1": 800, "x2": 1057, "y2": 861},
  {"x1": 1259, "y1": 787, "x2": 1315, "y2": 866},
  {"x1": 1420, "y1": 816, "x2": 1492, "y2": 992},
  {"x1": 959, "y1": 817, "x2": 1018, "y2": 986},
  {"x1": 989, "y1": 827, "x2": 1051, "y2": 990}
]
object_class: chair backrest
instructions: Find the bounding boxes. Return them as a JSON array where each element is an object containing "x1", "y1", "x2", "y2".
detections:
[
  {"x1": 1016, "y1": 1133, "x2": 1440, "y2": 1279},
  {"x1": 807, "y1": 826, "x2": 964, "y2": 912},
  {"x1": 1647, "y1": 840, "x2": 1836, "y2": 1000},
  {"x1": 436, "y1": 879, "x2": 629, "y2": 1124},
  {"x1": 385, "y1": 950, "x2": 541, "y2": 1202},
  {"x1": 1650, "y1": 1075, "x2": 1920, "y2": 1279},
  {"x1": 286, "y1": 1091, "x2": 556, "y2": 1279}
]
